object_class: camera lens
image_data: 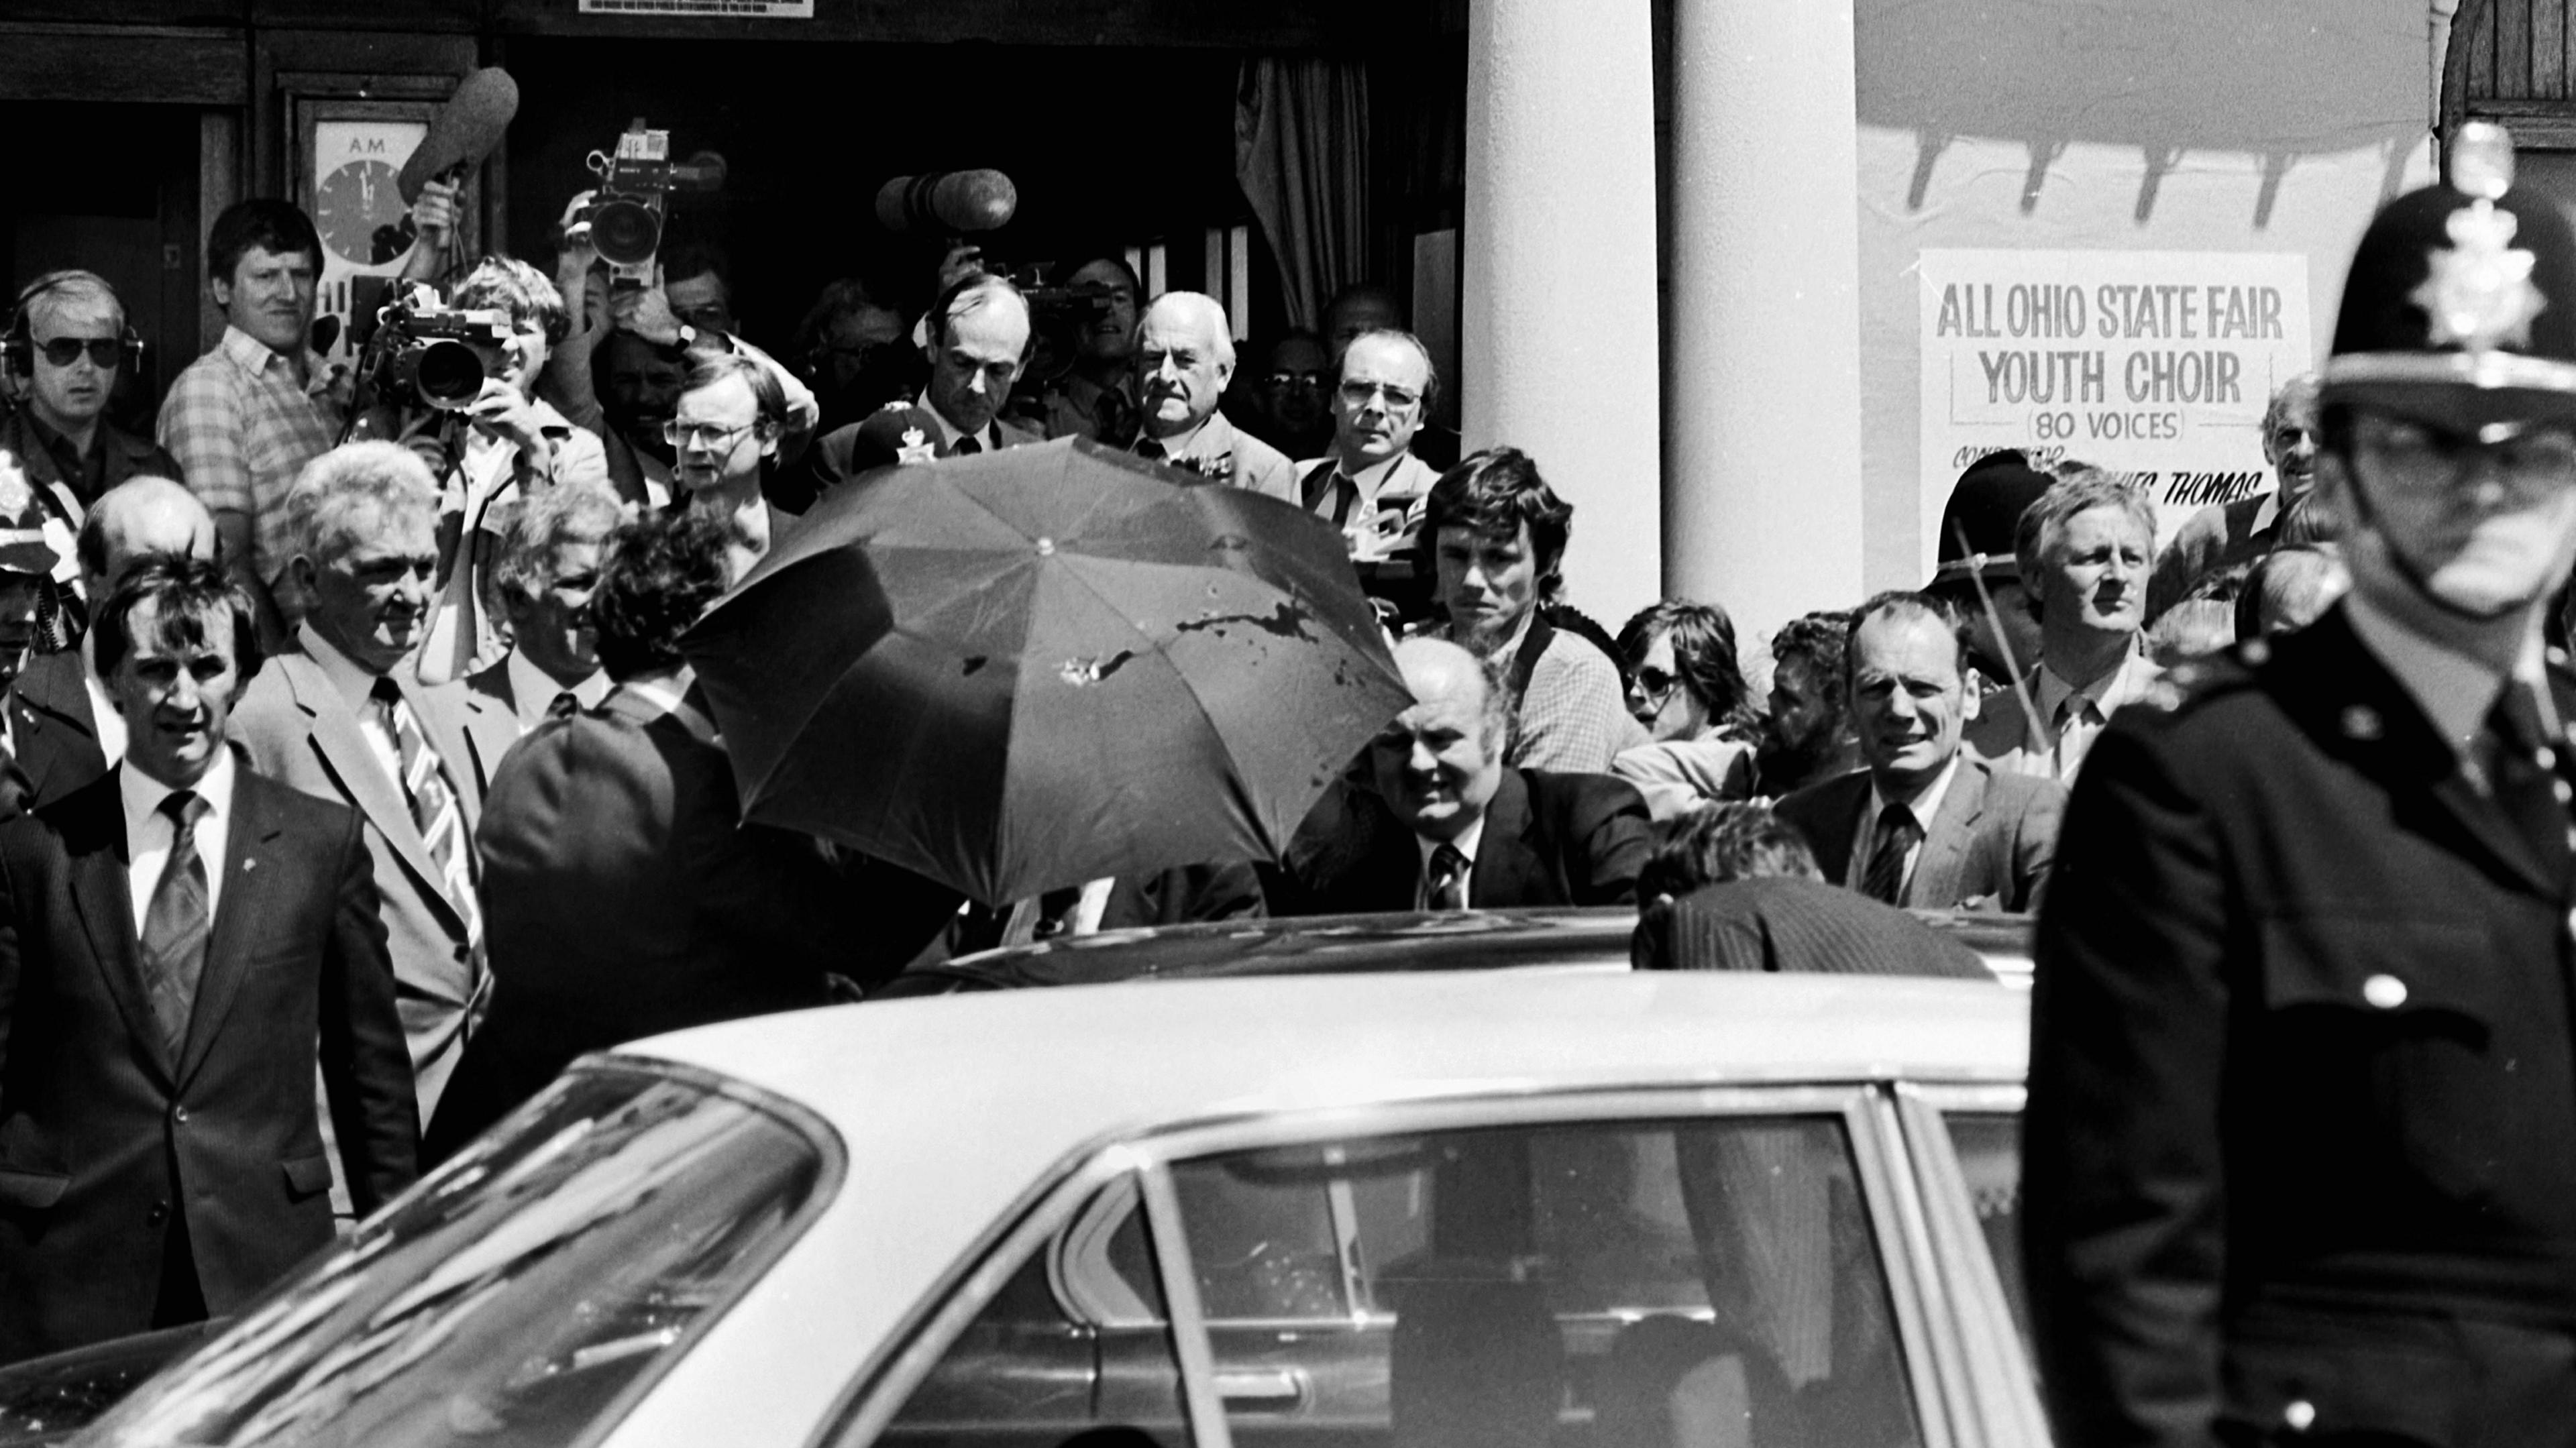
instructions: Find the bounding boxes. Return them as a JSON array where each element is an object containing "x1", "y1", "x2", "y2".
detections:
[
  {"x1": 413, "y1": 339, "x2": 486, "y2": 407},
  {"x1": 590, "y1": 199, "x2": 660, "y2": 267}
]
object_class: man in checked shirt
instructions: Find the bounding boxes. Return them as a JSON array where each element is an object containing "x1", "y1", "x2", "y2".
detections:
[{"x1": 157, "y1": 201, "x2": 343, "y2": 647}]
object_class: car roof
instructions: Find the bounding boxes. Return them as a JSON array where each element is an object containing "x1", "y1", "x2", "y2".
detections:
[
  {"x1": 623, "y1": 968, "x2": 2029, "y2": 1139},
  {"x1": 874, "y1": 905, "x2": 2037, "y2": 994}
]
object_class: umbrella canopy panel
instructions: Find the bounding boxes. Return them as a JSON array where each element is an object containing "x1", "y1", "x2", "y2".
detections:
[{"x1": 687, "y1": 439, "x2": 1411, "y2": 905}]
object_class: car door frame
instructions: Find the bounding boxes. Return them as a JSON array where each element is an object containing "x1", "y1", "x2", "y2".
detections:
[{"x1": 820, "y1": 1079, "x2": 2023, "y2": 1448}]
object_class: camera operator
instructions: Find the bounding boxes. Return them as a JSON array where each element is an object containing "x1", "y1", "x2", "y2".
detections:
[
  {"x1": 1026, "y1": 256, "x2": 1140, "y2": 443},
  {"x1": 158, "y1": 199, "x2": 346, "y2": 646},
  {"x1": 659, "y1": 239, "x2": 738, "y2": 339},
  {"x1": 595, "y1": 329, "x2": 687, "y2": 510},
  {"x1": 357, "y1": 257, "x2": 610, "y2": 685}
]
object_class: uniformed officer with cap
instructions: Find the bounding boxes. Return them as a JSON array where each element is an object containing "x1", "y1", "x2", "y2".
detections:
[
  {"x1": 2027, "y1": 123, "x2": 2576, "y2": 1448},
  {"x1": 1927, "y1": 448, "x2": 2053, "y2": 687}
]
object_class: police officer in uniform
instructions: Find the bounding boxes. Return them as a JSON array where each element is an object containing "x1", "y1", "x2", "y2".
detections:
[{"x1": 2026, "y1": 123, "x2": 2576, "y2": 1448}]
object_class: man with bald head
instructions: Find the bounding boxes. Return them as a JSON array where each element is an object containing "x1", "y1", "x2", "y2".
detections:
[
  {"x1": 1275, "y1": 636, "x2": 1653, "y2": 913},
  {"x1": 7, "y1": 477, "x2": 217, "y2": 806},
  {"x1": 1131, "y1": 292, "x2": 1297, "y2": 502}
]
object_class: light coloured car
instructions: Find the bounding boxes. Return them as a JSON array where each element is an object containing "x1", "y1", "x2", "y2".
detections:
[{"x1": 74, "y1": 967, "x2": 2037, "y2": 1448}]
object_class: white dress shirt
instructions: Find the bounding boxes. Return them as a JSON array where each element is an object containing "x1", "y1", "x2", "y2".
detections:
[
  {"x1": 1849, "y1": 755, "x2": 1961, "y2": 898},
  {"x1": 2033, "y1": 645, "x2": 2164, "y2": 781},
  {"x1": 1413, "y1": 816, "x2": 1489, "y2": 909},
  {"x1": 299, "y1": 623, "x2": 405, "y2": 793},
  {"x1": 120, "y1": 748, "x2": 236, "y2": 930},
  {"x1": 503, "y1": 647, "x2": 609, "y2": 732},
  {"x1": 2344, "y1": 590, "x2": 2549, "y2": 793},
  {"x1": 914, "y1": 391, "x2": 1001, "y2": 453}
]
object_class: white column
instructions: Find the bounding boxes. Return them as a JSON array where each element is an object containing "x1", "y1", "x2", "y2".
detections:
[
  {"x1": 1665, "y1": 0, "x2": 1866, "y2": 634},
  {"x1": 1460, "y1": 0, "x2": 1662, "y2": 628}
]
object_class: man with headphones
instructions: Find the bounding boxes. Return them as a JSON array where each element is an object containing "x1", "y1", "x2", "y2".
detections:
[
  {"x1": 0, "y1": 270, "x2": 180, "y2": 522},
  {"x1": 2026, "y1": 123, "x2": 2576, "y2": 1448}
]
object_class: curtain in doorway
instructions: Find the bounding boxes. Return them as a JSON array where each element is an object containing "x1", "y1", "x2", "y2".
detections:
[{"x1": 1235, "y1": 56, "x2": 1371, "y2": 333}]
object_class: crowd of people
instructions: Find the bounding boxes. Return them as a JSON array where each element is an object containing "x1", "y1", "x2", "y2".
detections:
[{"x1": 3, "y1": 123, "x2": 2574, "y2": 1448}]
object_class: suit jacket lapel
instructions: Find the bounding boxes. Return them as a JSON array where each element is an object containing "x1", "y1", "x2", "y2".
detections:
[
  {"x1": 1909, "y1": 759, "x2": 1987, "y2": 907},
  {"x1": 55, "y1": 776, "x2": 169, "y2": 1083},
  {"x1": 1469, "y1": 769, "x2": 1551, "y2": 907},
  {"x1": 285, "y1": 654, "x2": 459, "y2": 924},
  {"x1": 1808, "y1": 773, "x2": 1872, "y2": 885},
  {"x1": 174, "y1": 768, "x2": 282, "y2": 1087}
]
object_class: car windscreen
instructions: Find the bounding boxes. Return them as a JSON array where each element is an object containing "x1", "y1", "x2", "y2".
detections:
[{"x1": 75, "y1": 1064, "x2": 833, "y2": 1448}]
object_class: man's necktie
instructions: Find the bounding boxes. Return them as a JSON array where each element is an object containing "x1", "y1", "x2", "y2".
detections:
[
  {"x1": 1134, "y1": 437, "x2": 1167, "y2": 461},
  {"x1": 373, "y1": 678, "x2": 483, "y2": 952},
  {"x1": 547, "y1": 690, "x2": 581, "y2": 721},
  {"x1": 953, "y1": 435, "x2": 982, "y2": 455},
  {"x1": 1299, "y1": 463, "x2": 1358, "y2": 525},
  {"x1": 2487, "y1": 682, "x2": 2572, "y2": 884},
  {"x1": 1860, "y1": 803, "x2": 1922, "y2": 905},
  {"x1": 140, "y1": 791, "x2": 211, "y2": 1056},
  {"x1": 1426, "y1": 843, "x2": 1470, "y2": 911}
]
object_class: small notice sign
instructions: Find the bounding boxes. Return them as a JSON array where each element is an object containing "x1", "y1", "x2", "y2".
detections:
[
  {"x1": 578, "y1": 0, "x2": 814, "y2": 14},
  {"x1": 1917, "y1": 249, "x2": 2312, "y2": 561}
]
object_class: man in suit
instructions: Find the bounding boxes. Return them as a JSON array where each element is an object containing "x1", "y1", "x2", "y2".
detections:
[
  {"x1": 1276, "y1": 636, "x2": 1652, "y2": 913},
  {"x1": 461, "y1": 478, "x2": 619, "y2": 737},
  {"x1": 1131, "y1": 292, "x2": 1297, "y2": 502},
  {"x1": 782, "y1": 273, "x2": 1044, "y2": 505},
  {"x1": 2145, "y1": 371, "x2": 2328, "y2": 623},
  {"x1": 425, "y1": 511, "x2": 961, "y2": 1162},
  {"x1": 8, "y1": 478, "x2": 219, "y2": 808},
  {"x1": 1963, "y1": 471, "x2": 2164, "y2": 785},
  {"x1": 1776, "y1": 592, "x2": 2065, "y2": 913},
  {"x1": 0, "y1": 556, "x2": 414, "y2": 1363},
  {"x1": 2026, "y1": 126, "x2": 2576, "y2": 1448},
  {"x1": 231, "y1": 441, "x2": 517, "y2": 1123}
]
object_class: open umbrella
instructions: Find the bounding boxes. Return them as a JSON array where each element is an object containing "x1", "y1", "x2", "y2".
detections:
[{"x1": 682, "y1": 437, "x2": 1411, "y2": 905}]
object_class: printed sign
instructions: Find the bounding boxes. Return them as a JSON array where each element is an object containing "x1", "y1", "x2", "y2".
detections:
[
  {"x1": 578, "y1": 0, "x2": 814, "y2": 14},
  {"x1": 1917, "y1": 249, "x2": 2312, "y2": 562}
]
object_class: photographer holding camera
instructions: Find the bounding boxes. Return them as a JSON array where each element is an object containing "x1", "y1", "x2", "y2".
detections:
[
  {"x1": 357, "y1": 257, "x2": 610, "y2": 685},
  {"x1": 1025, "y1": 256, "x2": 1140, "y2": 443}
]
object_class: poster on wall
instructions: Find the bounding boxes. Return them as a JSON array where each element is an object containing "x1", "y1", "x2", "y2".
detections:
[
  {"x1": 307, "y1": 117, "x2": 431, "y2": 371},
  {"x1": 1916, "y1": 249, "x2": 2312, "y2": 563}
]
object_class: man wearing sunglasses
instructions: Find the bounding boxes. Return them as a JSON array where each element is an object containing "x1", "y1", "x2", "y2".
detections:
[
  {"x1": 2028, "y1": 124, "x2": 2576, "y2": 1448},
  {"x1": 0, "y1": 272, "x2": 179, "y2": 531}
]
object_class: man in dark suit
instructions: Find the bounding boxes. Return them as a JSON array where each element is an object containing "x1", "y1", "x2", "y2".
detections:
[
  {"x1": 777, "y1": 273, "x2": 1043, "y2": 509},
  {"x1": 1776, "y1": 592, "x2": 2064, "y2": 913},
  {"x1": 231, "y1": 442, "x2": 518, "y2": 1125},
  {"x1": 8, "y1": 478, "x2": 219, "y2": 809},
  {"x1": 2026, "y1": 127, "x2": 2576, "y2": 1448},
  {"x1": 0, "y1": 556, "x2": 414, "y2": 1363},
  {"x1": 1277, "y1": 636, "x2": 1652, "y2": 913},
  {"x1": 425, "y1": 512, "x2": 959, "y2": 1162}
]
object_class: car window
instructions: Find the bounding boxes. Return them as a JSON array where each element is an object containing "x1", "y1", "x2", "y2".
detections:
[
  {"x1": 1178, "y1": 1115, "x2": 1923, "y2": 1448},
  {"x1": 77, "y1": 1066, "x2": 830, "y2": 1448},
  {"x1": 1943, "y1": 1111, "x2": 2031, "y2": 1355},
  {"x1": 876, "y1": 1178, "x2": 1191, "y2": 1447}
]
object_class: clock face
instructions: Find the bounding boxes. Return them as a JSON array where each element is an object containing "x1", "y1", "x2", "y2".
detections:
[{"x1": 315, "y1": 158, "x2": 410, "y2": 266}]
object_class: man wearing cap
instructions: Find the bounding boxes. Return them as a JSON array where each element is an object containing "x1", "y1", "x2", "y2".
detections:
[
  {"x1": 1925, "y1": 450, "x2": 2051, "y2": 689},
  {"x1": 2026, "y1": 125, "x2": 2576, "y2": 1448},
  {"x1": 2145, "y1": 371, "x2": 2330, "y2": 623}
]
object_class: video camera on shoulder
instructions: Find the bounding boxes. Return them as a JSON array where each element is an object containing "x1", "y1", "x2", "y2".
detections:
[
  {"x1": 354, "y1": 282, "x2": 512, "y2": 412},
  {"x1": 568, "y1": 119, "x2": 726, "y2": 286}
]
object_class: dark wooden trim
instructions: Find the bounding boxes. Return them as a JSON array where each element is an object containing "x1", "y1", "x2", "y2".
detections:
[
  {"x1": 479, "y1": 0, "x2": 1350, "y2": 50},
  {"x1": 0, "y1": 23, "x2": 249, "y2": 105},
  {"x1": 2447, "y1": 0, "x2": 2493, "y2": 153},
  {"x1": 2467, "y1": 103, "x2": 2576, "y2": 149},
  {"x1": 251, "y1": 0, "x2": 480, "y2": 30}
]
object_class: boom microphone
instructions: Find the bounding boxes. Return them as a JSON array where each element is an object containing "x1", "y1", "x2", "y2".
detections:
[
  {"x1": 875, "y1": 171, "x2": 1018, "y2": 233},
  {"x1": 399, "y1": 67, "x2": 520, "y2": 204}
]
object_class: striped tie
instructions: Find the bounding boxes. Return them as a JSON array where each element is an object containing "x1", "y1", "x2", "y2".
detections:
[
  {"x1": 140, "y1": 790, "x2": 211, "y2": 1056},
  {"x1": 372, "y1": 678, "x2": 482, "y2": 954}
]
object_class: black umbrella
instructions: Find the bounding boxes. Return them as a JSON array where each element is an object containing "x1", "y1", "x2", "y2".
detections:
[{"x1": 682, "y1": 438, "x2": 1410, "y2": 905}]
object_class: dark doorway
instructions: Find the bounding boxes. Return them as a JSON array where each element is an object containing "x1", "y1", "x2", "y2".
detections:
[{"x1": 0, "y1": 101, "x2": 203, "y2": 438}]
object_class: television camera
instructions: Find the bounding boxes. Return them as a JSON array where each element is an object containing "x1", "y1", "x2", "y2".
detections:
[{"x1": 567, "y1": 120, "x2": 727, "y2": 285}]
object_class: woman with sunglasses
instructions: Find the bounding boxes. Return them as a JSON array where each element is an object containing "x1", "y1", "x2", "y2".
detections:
[{"x1": 1609, "y1": 598, "x2": 1762, "y2": 820}]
